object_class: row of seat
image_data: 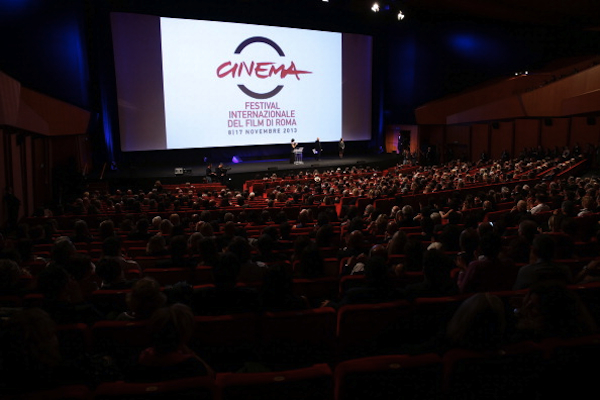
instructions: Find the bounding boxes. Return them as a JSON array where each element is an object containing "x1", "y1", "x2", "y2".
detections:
[
  {"x1": 8, "y1": 333, "x2": 600, "y2": 400},
  {"x1": 43, "y1": 282, "x2": 600, "y2": 369}
]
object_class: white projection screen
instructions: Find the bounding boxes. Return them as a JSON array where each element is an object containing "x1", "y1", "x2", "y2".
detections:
[{"x1": 110, "y1": 12, "x2": 372, "y2": 152}]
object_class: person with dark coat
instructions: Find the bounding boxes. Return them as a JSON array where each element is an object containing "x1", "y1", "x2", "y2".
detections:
[
  {"x1": 513, "y1": 234, "x2": 573, "y2": 291},
  {"x1": 314, "y1": 137, "x2": 322, "y2": 160}
]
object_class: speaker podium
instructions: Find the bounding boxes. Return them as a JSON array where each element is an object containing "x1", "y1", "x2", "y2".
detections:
[{"x1": 293, "y1": 147, "x2": 304, "y2": 165}]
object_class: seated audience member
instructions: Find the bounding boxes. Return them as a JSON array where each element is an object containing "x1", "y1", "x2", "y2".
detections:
[
  {"x1": 443, "y1": 292, "x2": 507, "y2": 352},
  {"x1": 50, "y1": 236, "x2": 78, "y2": 267},
  {"x1": 512, "y1": 280, "x2": 597, "y2": 342},
  {"x1": 69, "y1": 219, "x2": 94, "y2": 244},
  {"x1": 0, "y1": 258, "x2": 32, "y2": 296},
  {"x1": 458, "y1": 232, "x2": 518, "y2": 293},
  {"x1": 191, "y1": 252, "x2": 261, "y2": 316},
  {"x1": 386, "y1": 230, "x2": 408, "y2": 257},
  {"x1": 252, "y1": 233, "x2": 287, "y2": 265},
  {"x1": 100, "y1": 236, "x2": 141, "y2": 273},
  {"x1": 62, "y1": 253, "x2": 98, "y2": 301},
  {"x1": 513, "y1": 234, "x2": 573, "y2": 290},
  {"x1": 505, "y1": 219, "x2": 539, "y2": 264},
  {"x1": 338, "y1": 229, "x2": 369, "y2": 260},
  {"x1": 259, "y1": 266, "x2": 309, "y2": 312},
  {"x1": 342, "y1": 243, "x2": 387, "y2": 276},
  {"x1": 36, "y1": 264, "x2": 103, "y2": 324},
  {"x1": 95, "y1": 257, "x2": 137, "y2": 290},
  {"x1": 324, "y1": 256, "x2": 400, "y2": 309},
  {"x1": 146, "y1": 234, "x2": 170, "y2": 257},
  {"x1": 195, "y1": 236, "x2": 220, "y2": 268},
  {"x1": 117, "y1": 277, "x2": 167, "y2": 321},
  {"x1": 155, "y1": 235, "x2": 195, "y2": 269},
  {"x1": 127, "y1": 218, "x2": 153, "y2": 241},
  {"x1": 98, "y1": 219, "x2": 117, "y2": 241},
  {"x1": 400, "y1": 248, "x2": 459, "y2": 300},
  {"x1": 574, "y1": 258, "x2": 600, "y2": 284},
  {"x1": 125, "y1": 303, "x2": 214, "y2": 382},
  {"x1": 0, "y1": 308, "x2": 95, "y2": 394},
  {"x1": 226, "y1": 236, "x2": 267, "y2": 283},
  {"x1": 294, "y1": 240, "x2": 326, "y2": 278}
]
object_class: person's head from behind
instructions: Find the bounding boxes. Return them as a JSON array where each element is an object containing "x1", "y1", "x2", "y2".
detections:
[
  {"x1": 36, "y1": 264, "x2": 71, "y2": 301},
  {"x1": 422, "y1": 249, "x2": 455, "y2": 289},
  {"x1": 516, "y1": 280, "x2": 597, "y2": 339},
  {"x1": 225, "y1": 236, "x2": 251, "y2": 263},
  {"x1": 213, "y1": 252, "x2": 241, "y2": 288},
  {"x1": 95, "y1": 257, "x2": 124, "y2": 286},
  {"x1": 518, "y1": 219, "x2": 538, "y2": 242},
  {"x1": 446, "y1": 293, "x2": 506, "y2": 351},
  {"x1": 0, "y1": 259, "x2": 23, "y2": 291},
  {"x1": 147, "y1": 235, "x2": 167, "y2": 255},
  {"x1": 135, "y1": 218, "x2": 150, "y2": 233},
  {"x1": 364, "y1": 256, "x2": 389, "y2": 288},
  {"x1": 102, "y1": 236, "x2": 122, "y2": 257},
  {"x1": 73, "y1": 219, "x2": 90, "y2": 237},
  {"x1": 0, "y1": 308, "x2": 60, "y2": 375},
  {"x1": 531, "y1": 234, "x2": 555, "y2": 262},
  {"x1": 50, "y1": 236, "x2": 76, "y2": 266},
  {"x1": 126, "y1": 277, "x2": 166, "y2": 320},
  {"x1": 63, "y1": 253, "x2": 94, "y2": 282},
  {"x1": 169, "y1": 235, "x2": 188, "y2": 259},
  {"x1": 99, "y1": 219, "x2": 115, "y2": 239},
  {"x1": 478, "y1": 232, "x2": 502, "y2": 259},
  {"x1": 148, "y1": 303, "x2": 195, "y2": 355}
]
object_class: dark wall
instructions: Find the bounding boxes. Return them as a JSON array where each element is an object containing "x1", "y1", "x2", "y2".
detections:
[
  {"x1": 0, "y1": 0, "x2": 90, "y2": 109},
  {"x1": 382, "y1": 18, "x2": 600, "y2": 125}
]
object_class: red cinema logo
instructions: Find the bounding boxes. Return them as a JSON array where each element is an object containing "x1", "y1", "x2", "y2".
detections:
[{"x1": 216, "y1": 36, "x2": 311, "y2": 99}]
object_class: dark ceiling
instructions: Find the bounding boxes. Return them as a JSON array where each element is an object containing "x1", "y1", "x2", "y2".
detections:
[
  {"x1": 103, "y1": 0, "x2": 600, "y2": 35},
  {"x1": 392, "y1": 0, "x2": 600, "y2": 29}
]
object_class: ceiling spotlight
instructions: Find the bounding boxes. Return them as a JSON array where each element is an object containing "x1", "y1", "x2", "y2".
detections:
[
  {"x1": 371, "y1": 2, "x2": 380, "y2": 12},
  {"x1": 397, "y1": 10, "x2": 405, "y2": 20}
]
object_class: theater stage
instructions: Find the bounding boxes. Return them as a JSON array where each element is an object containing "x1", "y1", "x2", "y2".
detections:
[{"x1": 95, "y1": 153, "x2": 402, "y2": 192}]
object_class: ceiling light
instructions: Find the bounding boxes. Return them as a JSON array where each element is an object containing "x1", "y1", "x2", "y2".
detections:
[
  {"x1": 398, "y1": 10, "x2": 405, "y2": 20},
  {"x1": 371, "y1": 2, "x2": 380, "y2": 12}
]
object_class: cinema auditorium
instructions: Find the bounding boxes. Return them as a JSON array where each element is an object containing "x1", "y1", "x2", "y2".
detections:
[{"x1": 2, "y1": 0, "x2": 600, "y2": 399}]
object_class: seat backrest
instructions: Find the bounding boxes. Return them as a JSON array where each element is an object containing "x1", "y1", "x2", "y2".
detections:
[
  {"x1": 217, "y1": 363, "x2": 333, "y2": 400},
  {"x1": 260, "y1": 307, "x2": 337, "y2": 367},
  {"x1": 443, "y1": 341, "x2": 545, "y2": 400},
  {"x1": 94, "y1": 376, "x2": 216, "y2": 400},
  {"x1": 91, "y1": 320, "x2": 152, "y2": 362},
  {"x1": 336, "y1": 300, "x2": 412, "y2": 360},
  {"x1": 191, "y1": 313, "x2": 260, "y2": 373},
  {"x1": 334, "y1": 353, "x2": 444, "y2": 400}
]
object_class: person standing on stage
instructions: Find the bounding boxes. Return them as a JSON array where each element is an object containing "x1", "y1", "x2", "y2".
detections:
[
  {"x1": 338, "y1": 138, "x2": 345, "y2": 158},
  {"x1": 216, "y1": 163, "x2": 227, "y2": 183},
  {"x1": 205, "y1": 163, "x2": 215, "y2": 183},
  {"x1": 314, "y1": 137, "x2": 322, "y2": 161},
  {"x1": 290, "y1": 138, "x2": 298, "y2": 164}
]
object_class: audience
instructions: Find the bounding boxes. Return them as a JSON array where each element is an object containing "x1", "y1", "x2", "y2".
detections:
[{"x1": 2, "y1": 146, "x2": 599, "y2": 396}]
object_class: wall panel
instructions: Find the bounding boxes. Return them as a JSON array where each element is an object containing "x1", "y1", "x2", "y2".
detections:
[
  {"x1": 490, "y1": 121, "x2": 514, "y2": 160},
  {"x1": 569, "y1": 116, "x2": 600, "y2": 149},
  {"x1": 470, "y1": 124, "x2": 489, "y2": 161},
  {"x1": 514, "y1": 119, "x2": 540, "y2": 155},
  {"x1": 540, "y1": 117, "x2": 569, "y2": 151}
]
